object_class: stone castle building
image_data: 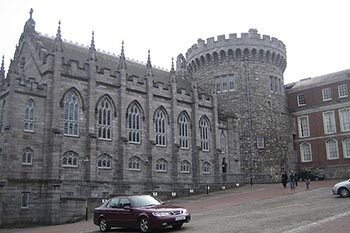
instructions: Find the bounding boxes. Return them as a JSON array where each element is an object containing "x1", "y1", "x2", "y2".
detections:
[{"x1": 0, "y1": 10, "x2": 294, "y2": 225}]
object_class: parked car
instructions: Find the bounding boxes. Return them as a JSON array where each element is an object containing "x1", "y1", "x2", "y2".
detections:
[
  {"x1": 93, "y1": 195, "x2": 191, "y2": 232},
  {"x1": 297, "y1": 170, "x2": 326, "y2": 181},
  {"x1": 332, "y1": 179, "x2": 350, "y2": 198}
]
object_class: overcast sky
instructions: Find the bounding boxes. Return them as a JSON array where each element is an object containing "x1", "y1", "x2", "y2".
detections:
[{"x1": 0, "y1": 0, "x2": 349, "y2": 84}]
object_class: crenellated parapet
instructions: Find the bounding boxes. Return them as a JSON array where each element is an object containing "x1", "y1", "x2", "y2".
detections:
[
  {"x1": 186, "y1": 29, "x2": 287, "y2": 73},
  {"x1": 16, "y1": 76, "x2": 47, "y2": 96}
]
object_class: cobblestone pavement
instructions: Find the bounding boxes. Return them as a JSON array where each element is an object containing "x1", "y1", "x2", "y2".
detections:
[{"x1": 1, "y1": 179, "x2": 348, "y2": 233}]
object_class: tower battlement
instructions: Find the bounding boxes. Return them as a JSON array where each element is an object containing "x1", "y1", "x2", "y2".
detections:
[
  {"x1": 186, "y1": 29, "x2": 286, "y2": 59},
  {"x1": 185, "y1": 29, "x2": 287, "y2": 73}
]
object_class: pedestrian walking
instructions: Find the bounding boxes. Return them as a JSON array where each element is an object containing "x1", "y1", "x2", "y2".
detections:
[
  {"x1": 289, "y1": 171, "x2": 296, "y2": 190},
  {"x1": 305, "y1": 172, "x2": 310, "y2": 190},
  {"x1": 281, "y1": 172, "x2": 288, "y2": 188}
]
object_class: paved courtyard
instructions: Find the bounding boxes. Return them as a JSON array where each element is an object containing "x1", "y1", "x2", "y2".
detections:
[{"x1": 1, "y1": 179, "x2": 349, "y2": 233}]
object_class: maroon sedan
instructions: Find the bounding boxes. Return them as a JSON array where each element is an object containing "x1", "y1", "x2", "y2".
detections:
[{"x1": 93, "y1": 195, "x2": 191, "y2": 232}]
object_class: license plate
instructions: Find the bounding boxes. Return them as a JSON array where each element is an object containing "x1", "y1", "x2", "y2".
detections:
[{"x1": 175, "y1": 215, "x2": 186, "y2": 221}]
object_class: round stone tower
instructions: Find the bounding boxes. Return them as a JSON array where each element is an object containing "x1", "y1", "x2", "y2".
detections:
[{"x1": 185, "y1": 29, "x2": 292, "y2": 182}]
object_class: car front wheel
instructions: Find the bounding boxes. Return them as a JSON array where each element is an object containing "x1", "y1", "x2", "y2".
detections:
[
  {"x1": 99, "y1": 218, "x2": 110, "y2": 232},
  {"x1": 339, "y1": 187, "x2": 350, "y2": 198},
  {"x1": 139, "y1": 217, "x2": 151, "y2": 233}
]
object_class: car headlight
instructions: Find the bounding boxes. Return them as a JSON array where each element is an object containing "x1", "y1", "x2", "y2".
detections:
[{"x1": 152, "y1": 211, "x2": 171, "y2": 217}]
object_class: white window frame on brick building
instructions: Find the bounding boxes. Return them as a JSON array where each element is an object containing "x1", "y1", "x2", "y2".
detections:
[
  {"x1": 257, "y1": 136, "x2": 265, "y2": 149},
  {"x1": 297, "y1": 94, "x2": 306, "y2": 106},
  {"x1": 21, "y1": 192, "x2": 30, "y2": 209},
  {"x1": 326, "y1": 139, "x2": 339, "y2": 160},
  {"x1": 343, "y1": 138, "x2": 350, "y2": 159},
  {"x1": 128, "y1": 156, "x2": 141, "y2": 171},
  {"x1": 127, "y1": 103, "x2": 142, "y2": 144},
  {"x1": 62, "y1": 151, "x2": 78, "y2": 168},
  {"x1": 97, "y1": 97, "x2": 112, "y2": 140},
  {"x1": 180, "y1": 160, "x2": 190, "y2": 173},
  {"x1": 24, "y1": 99, "x2": 35, "y2": 132},
  {"x1": 155, "y1": 158, "x2": 167, "y2": 172},
  {"x1": 322, "y1": 88, "x2": 332, "y2": 101},
  {"x1": 63, "y1": 90, "x2": 80, "y2": 136},
  {"x1": 298, "y1": 115, "x2": 310, "y2": 138},
  {"x1": 338, "y1": 84, "x2": 348, "y2": 98},
  {"x1": 323, "y1": 111, "x2": 336, "y2": 134},
  {"x1": 22, "y1": 147, "x2": 33, "y2": 165},
  {"x1": 203, "y1": 161, "x2": 211, "y2": 174},
  {"x1": 300, "y1": 142, "x2": 312, "y2": 162},
  {"x1": 178, "y1": 112, "x2": 189, "y2": 149},
  {"x1": 154, "y1": 108, "x2": 167, "y2": 146},
  {"x1": 339, "y1": 108, "x2": 350, "y2": 132},
  {"x1": 97, "y1": 154, "x2": 112, "y2": 169}
]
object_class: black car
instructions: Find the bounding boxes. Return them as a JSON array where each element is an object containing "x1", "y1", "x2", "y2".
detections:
[{"x1": 298, "y1": 171, "x2": 326, "y2": 181}]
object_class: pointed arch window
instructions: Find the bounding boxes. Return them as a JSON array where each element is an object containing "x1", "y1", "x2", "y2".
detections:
[
  {"x1": 128, "y1": 103, "x2": 141, "y2": 143},
  {"x1": 326, "y1": 139, "x2": 339, "y2": 160},
  {"x1": 300, "y1": 143, "x2": 312, "y2": 162},
  {"x1": 98, "y1": 97, "x2": 112, "y2": 140},
  {"x1": 64, "y1": 91, "x2": 80, "y2": 136},
  {"x1": 203, "y1": 161, "x2": 211, "y2": 174},
  {"x1": 200, "y1": 117, "x2": 210, "y2": 151},
  {"x1": 97, "y1": 154, "x2": 112, "y2": 169},
  {"x1": 179, "y1": 113, "x2": 189, "y2": 149},
  {"x1": 220, "y1": 131, "x2": 226, "y2": 153},
  {"x1": 128, "y1": 156, "x2": 141, "y2": 170},
  {"x1": 22, "y1": 147, "x2": 33, "y2": 165},
  {"x1": 180, "y1": 160, "x2": 191, "y2": 173},
  {"x1": 155, "y1": 109, "x2": 166, "y2": 146},
  {"x1": 62, "y1": 151, "x2": 79, "y2": 167},
  {"x1": 24, "y1": 99, "x2": 35, "y2": 132},
  {"x1": 156, "y1": 158, "x2": 167, "y2": 172}
]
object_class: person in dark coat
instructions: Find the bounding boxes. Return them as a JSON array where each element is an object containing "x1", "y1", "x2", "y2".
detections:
[
  {"x1": 305, "y1": 172, "x2": 310, "y2": 190},
  {"x1": 289, "y1": 171, "x2": 296, "y2": 190},
  {"x1": 281, "y1": 172, "x2": 288, "y2": 188}
]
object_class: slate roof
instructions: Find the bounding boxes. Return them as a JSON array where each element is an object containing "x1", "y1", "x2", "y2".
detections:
[
  {"x1": 37, "y1": 34, "x2": 192, "y2": 93},
  {"x1": 285, "y1": 69, "x2": 350, "y2": 92}
]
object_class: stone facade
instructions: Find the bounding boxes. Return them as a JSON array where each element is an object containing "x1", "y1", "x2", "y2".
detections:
[
  {"x1": 0, "y1": 11, "x2": 244, "y2": 225},
  {"x1": 185, "y1": 29, "x2": 293, "y2": 182},
  {"x1": 5, "y1": 9, "x2": 347, "y2": 226}
]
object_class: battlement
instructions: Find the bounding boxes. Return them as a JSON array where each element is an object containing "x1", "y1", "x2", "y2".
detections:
[
  {"x1": 17, "y1": 76, "x2": 47, "y2": 93},
  {"x1": 186, "y1": 29, "x2": 286, "y2": 61},
  {"x1": 185, "y1": 29, "x2": 287, "y2": 73}
]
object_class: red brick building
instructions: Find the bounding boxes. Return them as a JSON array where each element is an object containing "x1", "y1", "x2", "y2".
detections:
[{"x1": 286, "y1": 70, "x2": 350, "y2": 178}]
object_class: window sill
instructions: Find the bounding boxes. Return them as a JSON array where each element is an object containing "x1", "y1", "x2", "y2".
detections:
[
  {"x1": 64, "y1": 134, "x2": 80, "y2": 138},
  {"x1": 98, "y1": 138, "x2": 112, "y2": 142},
  {"x1": 63, "y1": 165, "x2": 78, "y2": 168},
  {"x1": 22, "y1": 163, "x2": 33, "y2": 166},
  {"x1": 128, "y1": 168, "x2": 141, "y2": 172},
  {"x1": 23, "y1": 130, "x2": 35, "y2": 133}
]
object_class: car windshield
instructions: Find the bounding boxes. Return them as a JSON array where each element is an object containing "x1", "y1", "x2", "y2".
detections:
[{"x1": 129, "y1": 195, "x2": 161, "y2": 207}]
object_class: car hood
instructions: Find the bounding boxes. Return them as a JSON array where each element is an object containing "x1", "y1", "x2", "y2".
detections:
[
  {"x1": 140, "y1": 204, "x2": 185, "y2": 211},
  {"x1": 335, "y1": 180, "x2": 350, "y2": 187}
]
